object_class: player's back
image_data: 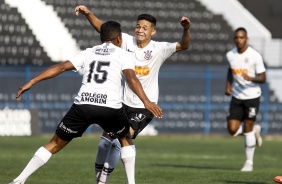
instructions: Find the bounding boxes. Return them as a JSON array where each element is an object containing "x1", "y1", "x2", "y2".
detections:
[{"x1": 71, "y1": 42, "x2": 135, "y2": 109}]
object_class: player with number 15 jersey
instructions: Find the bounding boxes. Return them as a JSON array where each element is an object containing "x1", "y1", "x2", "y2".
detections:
[{"x1": 71, "y1": 42, "x2": 134, "y2": 109}]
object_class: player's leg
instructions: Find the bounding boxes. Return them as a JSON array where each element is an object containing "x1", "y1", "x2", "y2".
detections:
[
  {"x1": 241, "y1": 97, "x2": 260, "y2": 172},
  {"x1": 95, "y1": 105, "x2": 133, "y2": 184},
  {"x1": 254, "y1": 123, "x2": 263, "y2": 147},
  {"x1": 96, "y1": 129, "x2": 135, "y2": 184},
  {"x1": 241, "y1": 119, "x2": 255, "y2": 172},
  {"x1": 227, "y1": 119, "x2": 241, "y2": 136},
  {"x1": 95, "y1": 132, "x2": 121, "y2": 184},
  {"x1": 118, "y1": 108, "x2": 154, "y2": 184},
  {"x1": 227, "y1": 97, "x2": 243, "y2": 136},
  {"x1": 118, "y1": 131, "x2": 136, "y2": 184},
  {"x1": 10, "y1": 104, "x2": 90, "y2": 183},
  {"x1": 10, "y1": 134, "x2": 69, "y2": 184}
]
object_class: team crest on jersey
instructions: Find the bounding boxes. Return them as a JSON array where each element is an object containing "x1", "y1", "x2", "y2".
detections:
[
  {"x1": 144, "y1": 50, "x2": 152, "y2": 60},
  {"x1": 244, "y1": 58, "x2": 249, "y2": 64}
]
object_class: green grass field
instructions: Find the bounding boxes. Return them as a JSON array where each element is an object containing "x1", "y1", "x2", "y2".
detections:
[{"x1": 1, "y1": 134, "x2": 281, "y2": 184}]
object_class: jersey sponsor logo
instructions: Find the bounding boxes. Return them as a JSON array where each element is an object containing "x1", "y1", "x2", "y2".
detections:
[
  {"x1": 232, "y1": 68, "x2": 248, "y2": 75},
  {"x1": 135, "y1": 65, "x2": 150, "y2": 76},
  {"x1": 59, "y1": 122, "x2": 78, "y2": 134},
  {"x1": 80, "y1": 92, "x2": 107, "y2": 104},
  {"x1": 95, "y1": 48, "x2": 115, "y2": 55},
  {"x1": 144, "y1": 50, "x2": 152, "y2": 60},
  {"x1": 248, "y1": 107, "x2": 257, "y2": 118},
  {"x1": 130, "y1": 113, "x2": 146, "y2": 123}
]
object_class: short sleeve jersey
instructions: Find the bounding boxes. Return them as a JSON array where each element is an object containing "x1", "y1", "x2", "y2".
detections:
[
  {"x1": 121, "y1": 33, "x2": 177, "y2": 108},
  {"x1": 69, "y1": 42, "x2": 135, "y2": 109},
  {"x1": 226, "y1": 46, "x2": 266, "y2": 100}
]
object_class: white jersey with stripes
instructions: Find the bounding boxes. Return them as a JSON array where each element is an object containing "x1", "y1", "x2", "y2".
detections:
[
  {"x1": 69, "y1": 42, "x2": 135, "y2": 109},
  {"x1": 226, "y1": 46, "x2": 266, "y2": 100},
  {"x1": 121, "y1": 33, "x2": 177, "y2": 108}
]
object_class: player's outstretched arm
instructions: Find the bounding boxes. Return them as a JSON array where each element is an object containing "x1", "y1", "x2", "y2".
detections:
[
  {"x1": 75, "y1": 5, "x2": 103, "y2": 33},
  {"x1": 123, "y1": 69, "x2": 163, "y2": 118},
  {"x1": 176, "y1": 16, "x2": 191, "y2": 51},
  {"x1": 16, "y1": 61, "x2": 75, "y2": 100}
]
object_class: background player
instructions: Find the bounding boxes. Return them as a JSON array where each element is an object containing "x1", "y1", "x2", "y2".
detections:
[
  {"x1": 9, "y1": 21, "x2": 162, "y2": 184},
  {"x1": 75, "y1": 5, "x2": 190, "y2": 184},
  {"x1": 225, "y1": 27, "x2": 266, "y2": 172}
]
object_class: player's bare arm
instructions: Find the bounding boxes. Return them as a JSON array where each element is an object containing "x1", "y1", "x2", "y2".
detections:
[
  {"x1": 242, "y1": 72, "x2": 266, "y2": 83},
  {"x1": 123, "y1": 69, "x2": 163, "y2": 118},
  {"x1": 16, "y1": 61, "x2": 75, "y2": 100},
  {"x1": 225, "y1": 67, "x2": 233, "y2": 96},
  {"x1": 176, "y1": 16, "x2": 191, "y2": 51},
  {"x1": 75, "y1": 5, "x2": 102, "y2": 33}
]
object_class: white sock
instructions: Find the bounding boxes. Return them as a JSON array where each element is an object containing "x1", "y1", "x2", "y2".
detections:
[
  {"x1": 95, "y1": 136, "x2": 112, "y2": 181},
  {"x1": 121, "y1": 145, "x2": 136, "y2": 184},
  {"x1": 14, "y1": 146, "x2": 52, "y2": 183},
  {"x1": 98, "y1": 139, "x2": 121, "y2": 184},
  {"x1": 244, "y1": 131, "x2": 256, "y2": 165},
  {"x1": 233, "y1": 124, "x2": 243, "y2": 137}
]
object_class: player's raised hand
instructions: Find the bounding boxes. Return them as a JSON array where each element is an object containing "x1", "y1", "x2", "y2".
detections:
[
  {"x1": 144, "y1": 102, "x2": 163, "y2": 119},
  {"x1": 75, "y1": 5, "x2": 90, "y2": 16},
  {"x1": 16, "y1": 82, "x2": 33, "y2": 100},
  {"x1": 180, "y1": 16, "x2": 191, "y2": 30}
]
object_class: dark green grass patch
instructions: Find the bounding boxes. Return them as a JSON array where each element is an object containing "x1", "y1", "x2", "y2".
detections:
[{"x1": 1, "y1": 135, "x2": 281, "y2": 184}]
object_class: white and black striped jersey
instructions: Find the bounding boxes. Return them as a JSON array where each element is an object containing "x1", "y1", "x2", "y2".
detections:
[
  {"x1": 121, "y1": 33, "x2": 177, "y2": 108},
  {"x1": 69, "y1": 42, "x2": 135, "y2": 109},
  {"x1": 226, "y1": 46, "x2": 266, "y2": 100}
]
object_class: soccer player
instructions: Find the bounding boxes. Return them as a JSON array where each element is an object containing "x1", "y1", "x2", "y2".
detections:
[
  {"x1": 75, "y1": 5, "x2": 190, "y2": 184},
  {"x1": 9, "y1": 21, "x2": 162, "y2": 184},
  {"x1": 225, "y1": 27, "x2": 266, "y2": 172}
]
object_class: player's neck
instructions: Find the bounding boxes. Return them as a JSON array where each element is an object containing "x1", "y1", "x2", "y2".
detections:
[
  {"x1": 237, "y1": 46, "x2": 248, "y2": 54},
  {"x1": 136, "y1": 40, "x2": 150, "y2": 48}
]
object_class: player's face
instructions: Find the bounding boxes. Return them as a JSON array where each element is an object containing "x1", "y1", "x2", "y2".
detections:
[
  {"x1": 134, "y1": 20, "x2": 156, "y2": 43},
  {"x1": 234, "y1": 30, "x2": 248, "y2": 50}
]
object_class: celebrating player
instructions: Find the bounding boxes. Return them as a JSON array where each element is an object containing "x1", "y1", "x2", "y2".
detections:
[
  {"x1": 9, "y1": 20, "x2": 162, "y2": 184},
  {"x1": 75, "y1": 5, "x2": 190, "y2": 184}
]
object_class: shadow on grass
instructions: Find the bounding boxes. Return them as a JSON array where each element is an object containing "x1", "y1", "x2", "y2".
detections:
[{"x1": 152, "y1": 163, "x2": 239, "y2": 170}]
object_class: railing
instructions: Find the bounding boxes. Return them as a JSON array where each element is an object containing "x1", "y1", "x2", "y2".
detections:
[{"x1": 1, "y1": 65, "x2": 282, "y2": 134}]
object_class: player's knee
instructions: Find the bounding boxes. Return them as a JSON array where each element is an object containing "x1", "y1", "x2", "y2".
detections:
[
  {"x1": 228, "y1": 130, "x2": 236, "y2": 136},
  {"x1": 227, "y1": 126, "x2": 238, "y2": 136},
  {"x1": 111, "y1": 139, "x2": 121, "y2": 151}
]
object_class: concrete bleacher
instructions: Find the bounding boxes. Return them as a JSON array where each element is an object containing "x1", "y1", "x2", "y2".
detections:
[
  {"x1": 41, "y1": 0, "x2": 234, "y2": 65},
  {"x1": 0, "y1": 0, "x2": 52, "y2": 65},
  {"x1": 238, "y1": 0, "x2": 282, "y2": 38}
]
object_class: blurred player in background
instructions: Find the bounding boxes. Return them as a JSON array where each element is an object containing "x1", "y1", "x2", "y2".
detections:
[
  {"x1": 225, "y1": 27, "x2": 266, "y2": 172},
  {"x1": 75, "y1": 5, "x2": 190, "y2": 184},
  {"x1": 9, "y1": 21, "x2": 162, "y2": 184}
]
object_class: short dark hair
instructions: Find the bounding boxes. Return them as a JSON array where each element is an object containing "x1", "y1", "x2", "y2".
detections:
[
  {"x1": 100, "y1": 21, "x2": 121, "y2": 42},
  {"x1": 235, "y1": 27, "x2": 247, "y2": 35},
  {"x1": 137, "y1": 14, "x2": 157, "y2": 27}
]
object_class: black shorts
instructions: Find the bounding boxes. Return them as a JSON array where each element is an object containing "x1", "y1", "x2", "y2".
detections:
[
  {"x1": 227, "y1": 96, "x2": 260, "y2": 122},
  {"x1": 56, "y1": 104, "x2": 129, "y2": 141},
  {"x1": 123, "y1": 103, "x2": 154, "y2": 139}
]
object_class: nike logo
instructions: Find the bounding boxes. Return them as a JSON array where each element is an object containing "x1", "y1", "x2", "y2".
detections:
[{"x1": 127, "y1": 49, "x2": 134, "y2": 53}]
